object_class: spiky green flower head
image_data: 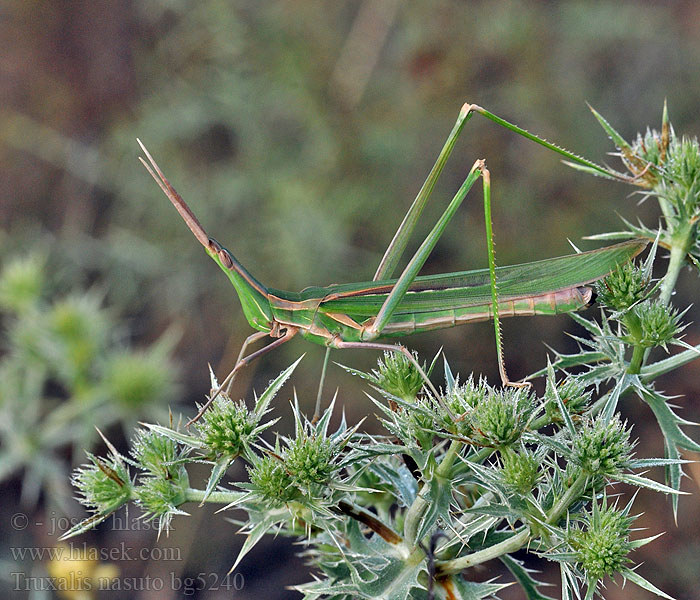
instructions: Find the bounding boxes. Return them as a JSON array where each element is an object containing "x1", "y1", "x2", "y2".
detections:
[
  {"x1": 377, "y1": 398, "x2": 435, "y2": 450},
  {"x1": 50, "y1": 294, "x2": 110, "y2": 378},
  {"x1": 442, "y1": 375, "x2": 490, "y2": 435},
  {"x1": 130, "y1": 428, "x2": 187, "y2": 476},
  {"x1": 589, "y1": 102, "x2": 670, "y2": 188},
  {"x1": 571, "y1": 414, "x2": 633, "y2": 478},
  {"x1": 445, "y1": 375, "x2": 490, "y2": 414},
  {"x1": 595, "y1": 263, "x2": 648, "y2": 311},
  {"x1": 466, "y1": 386, "x2": 535, "y2": 448},
  {"x1": 630, "y1": 126, "x2": 668, "y2": 171},
  {"x1": 545, "y1": 376, "x2": 592, "y2": 423},
  {"x1": 632, "y1": 299, "x2": 684, "y2": 350},
  {"x1": 195, "y1": 395, "x2": 257, "y2": 460},
  {"x1": 102, "y1": 349, "x2": 176, "y2": 411},
  {"x1": 133, "y1": 465, "x2": 189, "y2": 532},
  {"x1": 663, "y1": 135, "x2": 700, "y2": 198},
  {"x1": 248, "y1": 454, "x2": 298, "y2": 506},
  {"x1": 285, "y1": 432, "x2": 337, "y2": 487},
  {"x1": 369, "y1": 351, "x2": 425, "y2": 401},
  {"x1": 615, "y1": 102, "x2": 671, "y2": 188},
  {"x1": 568, "y1": 499, "x2": 634, "y2": 580},
  {"x1": 72, "y1": 453, "x2": 132, "y2": 515},
  {"x1": 0, "y1": 254, "x2": 44, "y2": 314},
  {"x1": 500, "y1": 447, "x2": 540, "y2": 495}
]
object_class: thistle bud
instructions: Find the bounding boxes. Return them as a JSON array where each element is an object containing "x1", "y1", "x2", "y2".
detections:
[
  {"x1": 370, "y1": 351, "x2": 425, "y2": 401},
  {"x1": 633, "y1": 300, "x2": 683, "y2": 349},
  {"x1": 248, "y1": 455, "x2": 297, "y2": 506},
  {"x1": 446, "y1": 375, "x2": 490, "y2": 414},
  {"x1": 0, "y1": 254, "x2": 44, "y2": 314},
  {"x1": 595, "y1": 263, "x2": 648, "y2": 311},
  {"x1": 285, "y1": 434, "x2": 337, "y2": 486},
  {"x1": 133, "y1": 465, "x2": 189, "y2": 532},
  {"x1": 664, "y1": 137, "x2": 700, "y2": 197},
  {"x1": 467, "y1": 386, "x2": 534, "y2": 448},
  {"x1": 571, "y1": 414, "x2": 632, "y2": 477},
  {"x1": 569, "y1": 501, "x2": 634, "y2": 579},
  {"x1": 102, "y1": 349, "x2": 175, "y2": 410},
  {"x1": 500, "y1": 448, "x2": 540, "y2": 495},
  {"x1": 195, "y1": 396, "x2": 256, "y2": 459},
  {"x1": 130, "y1": 429, "x2": 185, "y2": 476},
  {"x1": 545, "y1": 376, "x2": 592, "y2": 423},
  {"x1": 72, "y1": 453, "x2": 132, "y2": 514}
]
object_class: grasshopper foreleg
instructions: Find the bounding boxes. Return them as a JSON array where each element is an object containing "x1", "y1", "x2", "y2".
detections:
[{"x1": 186, "y1": 327, "x2": 298, "y2": 426}]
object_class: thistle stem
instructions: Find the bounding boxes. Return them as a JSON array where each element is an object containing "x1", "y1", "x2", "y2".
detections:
[
  {"x1": 546, "y1": 471, "x2": 588, "y2": 524},
  {"x1": 436, "y1": 470, "x2": 588, "y2": 575},
  {"x1": 659, "y1": 229, "x2": 692, "y2": 306},
  {"x1": 185, "y1": 488, "x2": 240, "y2": 504},
  {"x1": 404, "y1": 440, "x2": 462, "y2": 546},
  {"x1": 628, "y1": 344, "x2": 645, "y2": 375},
  {"x1": 436, "y1": 527, "x2": 530, "y2": 575}
]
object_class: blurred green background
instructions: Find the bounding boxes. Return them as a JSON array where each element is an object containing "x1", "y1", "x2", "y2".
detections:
[{"x1": 2, "y1": 1, "x2": 700, "y2": 598}]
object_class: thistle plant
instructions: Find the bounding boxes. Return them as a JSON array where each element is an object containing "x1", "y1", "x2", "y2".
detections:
[{"x1": 66, "y1": 105, "x2": 700, "y2": 599}]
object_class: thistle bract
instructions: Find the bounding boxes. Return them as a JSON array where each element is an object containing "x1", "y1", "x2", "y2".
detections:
[
  {"x1": 370, "y1": 350, "x2": 425, "y2": 401},
  {"x1": 285, "y1": 434, "x2": 337, "y2": 486}
]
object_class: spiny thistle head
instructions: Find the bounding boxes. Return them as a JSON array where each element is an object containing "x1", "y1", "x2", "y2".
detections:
[
  {"x1": 50, "y1": 294, "x2": 109, "y2": 363},
  {"x1": 72, "y1": 453, "x2": 132, "y2": 514},
  {"x1": 196, "y1": 396, "x2": 257, "y2": 459},
  {"x1": 130, "y1": 429, "x2": 186, "y2": 476},
  {"x1": 285, "y1": 433, "x2": 337, "y2": 486},
  {"x1": 0, "y1": 254, "x2": 44, "y2": 314},
  {"x1": 248, "y1": 455, "x2": 298, "y2": 506},
  {"x1": 369, "y1": 351, "x2": 425, "y2": 401},
  {"x1": 445, "y1": 375, "x2": 490, "y2": 415},
  {"x1": 466, "y1": 386, "x2": 535, "y2": 448},
  {"x1": 568, "y1": 500, "x2": 634, "y2": 580},
  {"x1": 632, "y1": 300, "x2": 684, "y2": 349},
  {"x1": 630, "y1": 127, "x2": 668, "y2": 169},
  {"x1": 620, "y1": 103, "x2": 672, "y2": 187},
  {"x1": 571, "y1": 414, "x2": 633, "y2": 477},
  {"x1": 133, "y1": 466, "x2": 189, "y2": 532},
  {"x1": 664, "y1": 136, "x2": 700, "y2": 196},
  {"x1": 589, "y1": 102, "x2": 669, "y2": 188},
  {"x1": 545, "y1": 376, "x2": 592, "y2": 423},
  {"x1": 500, "y1": 447, "x2": 540, "y2": 495},
  {"x1": 403, "y1": 406, "x2": 437, "y2": 449},
  {"x1": 595, "y1": 263, "x2": 648, "y2": 311},
  {"x1": 102, "y1": 349, "x2": 175, "y2": 410}
]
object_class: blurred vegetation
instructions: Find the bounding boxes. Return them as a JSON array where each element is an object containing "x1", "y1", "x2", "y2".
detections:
[
  {"x1": 1, "y1": 1, "x2": 700, "y2": 598},
  {"x1": 0, "y1": 253, "x2": 177, "y2": 508}
]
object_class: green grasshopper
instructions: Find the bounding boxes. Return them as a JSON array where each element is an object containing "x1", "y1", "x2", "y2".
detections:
[{"x1": 138, "y1": 103, "x2": 645, "y2": 423}]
